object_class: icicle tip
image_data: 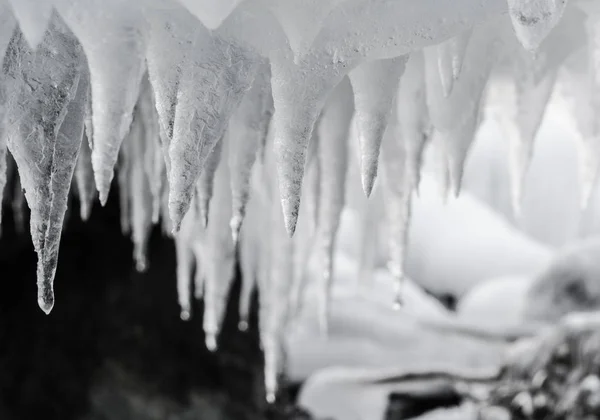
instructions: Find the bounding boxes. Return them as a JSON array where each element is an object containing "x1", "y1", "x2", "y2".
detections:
[{"x1": 238, "y1": 319, "x2": 249, "y2": 332}]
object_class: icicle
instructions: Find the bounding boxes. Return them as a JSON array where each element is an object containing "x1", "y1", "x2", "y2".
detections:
[
  {"x1": 195, "y1": 139, "x2": 224, "y2": 229},
  {"x1": 397, "y1": 52, "x2": 431, "y2": 192},
  {"x1": 56, "y1": 0, "x2": 146, "y2": 205},
  {"x1": 175, "y1": 228, "x2": 194, "y2": 321},
  {"x1": 74, "y1": 133, "x2": 95, "y2": 221},
  {"x1": 380, "y1": 110, "x2": 411, "y2": 309},
  {"x1": 507, "y1": 0, "x2": 570, "y2": 51},
  {"x1": 314, "y1": 78, "x2": 353, "y2": 335},
  {"x1": 228, "y1": 61, "x2": 273, "y2": 243},
  {"x1": 270, "y1": 54, "x2": 349, "y2": 237},
  {"x1": 144, "y1": 4, "x2": 198, "y2": 179},
  {"x1": 238, "y1": 163, "x2": 264, "y2": 331},
  {"x1": 261, "y1": 176, "x2": 294, "y2": 404},
  {"x1": 168, "y1": 31, "x2": 259, "y2": 232},
  {"x1": 509, "y1": 65, "x2": 557, "y2": 215},
  {"x1": 437, "y1": 29, "x2": 472, "y2": 97},
  {"x1": 199, "y1": 136, "x2": 234, "y2": 351},
  {"x1": 136, "y1": 76, "x2": 163, "y2": 225},
  {"x1": 117, "y1": 140, "x2": 131, "y2": 236},
  {"x1": 424, "y1": 18, "x2": 503, "y2": 132},
  {"x1": 348, "y1": 56, "x2": 408, "y2": 197},
  {"x1": 441, "y1": 108, "x2": 482, "y2": 198},
  {"x1": 8, "y1": 0, "x2": 52, "y2": 50},
  {"x1": 4, "y1": 20, "x2": 86, "y2": 314},
  {"x1": 128, "y1": 105, "x2": 153, "y2": 273}
]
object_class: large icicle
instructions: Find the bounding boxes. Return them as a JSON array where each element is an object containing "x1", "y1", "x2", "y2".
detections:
[
  {"x1": 143, "y1": 3, "x2": 198, "y2": 178},
  {"x1": 4, "y1": 20, "x2": 86, "y2": 314},
  {"x1": 228, "y1": 60, "x2": 273, "y2": 243},
  {"x1": 74, "y1": 133, "x2": 95, "y2": 221},
  {"x1": 7, "y1": 0, "x2": 52, "y2": 49},
  {"x1": 380, "y1": 108, "x2": 411, "y2": 308},
  {"x1": 314, "y1": 78, "x2": 353, "y2": 335},
  {"x1": 349, "y1": 56, "x2": 408, "y2": 197},
  {"x1": 168, "y1": 31, "x2": 259, "y2": 231},
  {"x1": 261, "y1": 176, "x2": 294, "y2": 404},
  {"x1": 396, "y1": 52, "x2": 431, "y2": 192},
  {"x1": 56, "y1": 0, "x2": 146, "y2": 205},
  {"x1": 507, "y1": 0, "x2": 570, "y2": 51}
]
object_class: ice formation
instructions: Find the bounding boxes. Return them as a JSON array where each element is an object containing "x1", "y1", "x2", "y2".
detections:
[{"x1": 1, "y1": 0, "x2": 599, "y2": 402}]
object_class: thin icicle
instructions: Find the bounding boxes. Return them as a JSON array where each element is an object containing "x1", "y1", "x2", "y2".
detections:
[
  {"x1": 195, "y1": 139, "x2": 224, "y2": 229},
  {"x1": 56, "y1": 0, "x2": 146, "y2": 205},
  {"x1": 509, "y1": 64, "x2": 557, "y2": 215},
  {"x1": 7, "y1": 0, "x2": 52, "y2": 49},
  {"x1": 11, "y1": 169, "x2": 25, "y2": 235},
  {"x1": 229, "y1": 60, "x2": 273, "y2": 243},
  {"x1": 144, "y1": 3, "x2": 198, "y2": 180},
  {"x1": 437, "y1": 29, "x2": 472, "y2": 97},
  {"x1": 75, "y1": 132, "x2": 95, "y2": 221},
  {"x1": 304, "y1": 127, "x2": 321, "y2": 235},
  {"x1": 314, "y1": 78, "x2": 353, "y2": 335},
  {"x1": 380, "y1": 110, "x2": 411, "y2": 309},
  {"x1": 507, "y1": 0, "x2": 570, "y2": 51},
  {"x1": 349, "y1": 56, "x2": 408, "y2": 197},
  {"x1": 128, "y1": 106, "x2": 153, "y2": 273},
  {"x1": 168, "y1": 32, "x2": 259, "y2": 232},
  {"x1": 442, "y1": 108, "x2": 482, "y2": 198},
  {"x1": 117, "y1": 140, "x2": 132, "y2": 236},
  {"x1": 175, "y1": 223, "x2": 195, "y2": 321},
  {"x1": 397, "y1": 52, "x2": 431, "y2": 193},
  {"x1": 4, "y1": 20, "x2": 86, "y2": 314},
  {"x1": 198, "y1": 136, "x2": 234, "y2": 351},
  {"x1": 137, "y1": 76, "x2": 163, "y2": 225}
]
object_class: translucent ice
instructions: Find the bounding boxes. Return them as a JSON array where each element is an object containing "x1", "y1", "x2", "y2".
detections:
[
  {"x1": 195, "y1": 137, "x2": 223, "y2": 228},
  {"x1": 74, "y1": 133, "x2": 95, "y2": 221},
  {"x1": 4, "y1": 19, "x2": 86, "y2": 313},
  {"x1": 349, "y1": 56, "x2": 408, "y2": 196},
  {"x1": 56, "y1": 0, "x2": 146, "y2": 205},
  {"x1": 314, "y1": 78, "x2": 353, "y2": 333},
  {"x1": 167, "y1": 29, "x2": 259, "y2": 231},
  {"x1": 228, "y1": 61, "x2": 273, "y2": 242}
]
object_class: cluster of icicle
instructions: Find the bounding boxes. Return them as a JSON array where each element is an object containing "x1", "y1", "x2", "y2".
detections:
[{"x1": 0, "y1": 0, "x2": 598, "y2": 403}]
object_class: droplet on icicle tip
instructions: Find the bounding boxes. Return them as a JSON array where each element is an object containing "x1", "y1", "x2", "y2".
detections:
[
  {"x1": 266, "y1": 392, "x2": 276, "y2": 404},
  {"x1": 135, "y1": 256, "x2": 148, "y2": 273},
  {"x1": 238, "y1": 319, "x2": 249, "y2": 332},
  {"x1": 206, "y1": 333, "x2": 218, "y2": 352},
  {"x1": 180, "y1": 309, "x2": 191, "y2": 321}
]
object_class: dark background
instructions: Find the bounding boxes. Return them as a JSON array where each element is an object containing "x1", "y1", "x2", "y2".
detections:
[{"x1": 0, "y1": 182, "x2": 283, "y2": 420}]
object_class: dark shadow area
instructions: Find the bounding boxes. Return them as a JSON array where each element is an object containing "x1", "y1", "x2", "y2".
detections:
[{"x1": 0, "y1": 183, "x2": 295, "y2": 420}]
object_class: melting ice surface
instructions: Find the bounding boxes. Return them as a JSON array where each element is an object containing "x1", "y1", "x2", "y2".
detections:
[{"x1": 0, "y1": 0, "x2": 599, "y2": 402}]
